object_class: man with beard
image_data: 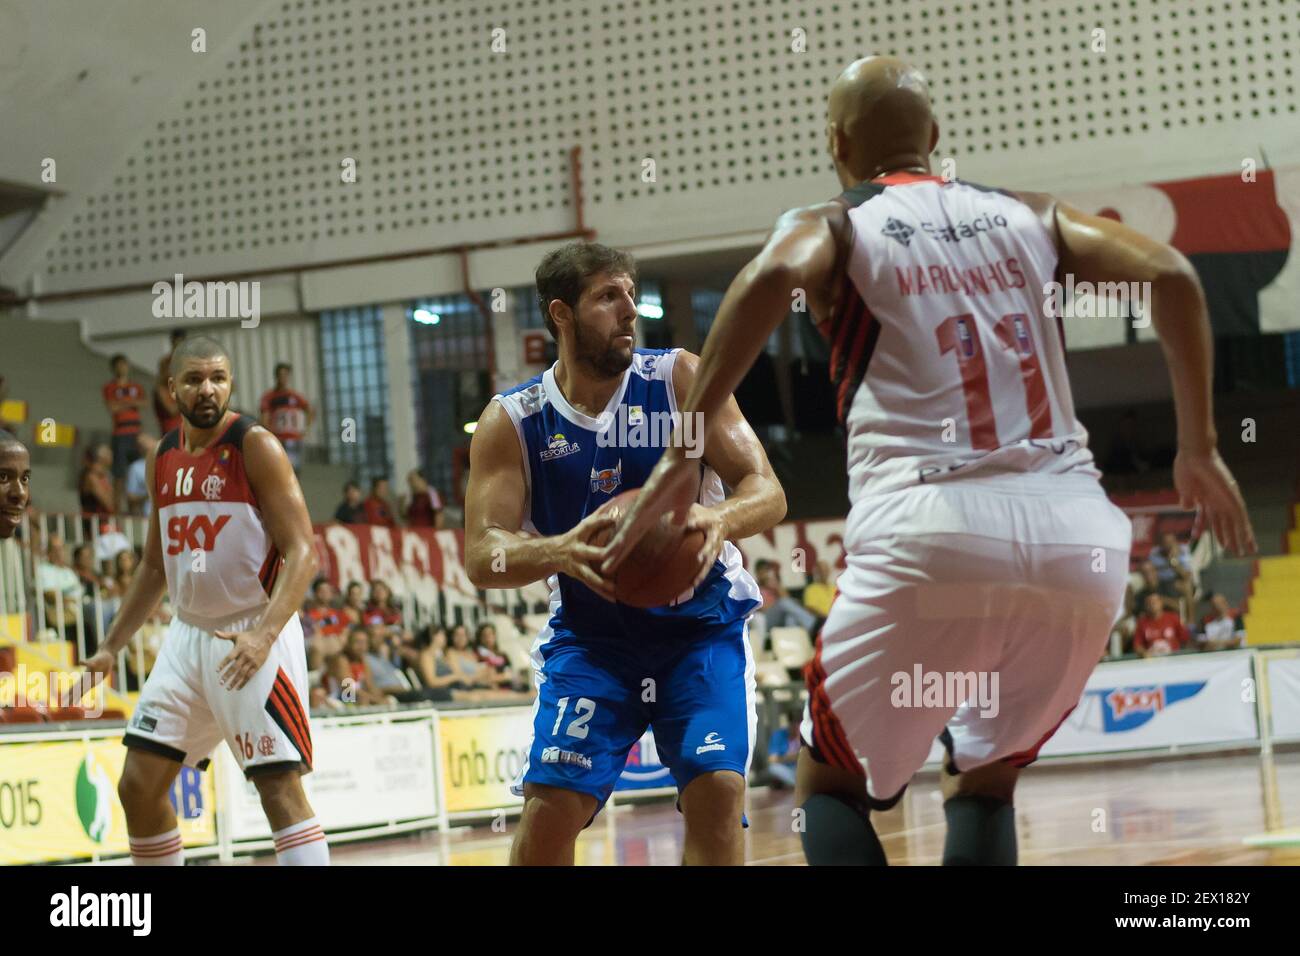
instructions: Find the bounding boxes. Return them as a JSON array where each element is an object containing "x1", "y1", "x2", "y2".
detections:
[
  {"x1": 76, "y1": 337, "x2": 329, "y2": 865},
  {"x1": 464, "y1": 242, "x2": 786, "y2": 865}
]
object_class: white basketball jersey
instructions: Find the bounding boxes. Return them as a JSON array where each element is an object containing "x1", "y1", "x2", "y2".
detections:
[
  {"x1": 822, "y1": 171, "x2": 1098, "y2": 501},
  {"x1": 155, "y1": 415, "x2": 282, "y2": 631}
]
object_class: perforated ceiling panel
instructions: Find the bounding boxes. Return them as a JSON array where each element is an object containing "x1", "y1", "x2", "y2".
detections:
[{"x1": 39, "y1": 0, "x2": 1299, "y2": 292}]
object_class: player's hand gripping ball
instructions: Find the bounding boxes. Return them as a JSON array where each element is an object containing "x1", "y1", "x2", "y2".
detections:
[{"x1": 584, "y1": 488, "x2": 710, "y2": 608}]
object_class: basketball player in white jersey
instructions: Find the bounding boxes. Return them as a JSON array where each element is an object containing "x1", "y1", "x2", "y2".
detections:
[
  {"x1": 607, "y1": 56, "x2": 1256, "y2": 865},
  {"x1": 79, "y1": 337, "x2": 329, "y2": 865}
]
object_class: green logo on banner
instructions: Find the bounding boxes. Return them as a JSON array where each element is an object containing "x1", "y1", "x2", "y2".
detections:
[{"x1": 75, "y1": 751, "x2": 114, "y2": 843}]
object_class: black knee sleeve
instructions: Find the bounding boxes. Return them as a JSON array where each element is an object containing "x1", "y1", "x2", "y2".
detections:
[
  {"x1": 942, "y1": 794, "x2": 1017, "y2": 866},
  {"x1": 799, "y1": 793, "x2": 888, "y2": 866}
]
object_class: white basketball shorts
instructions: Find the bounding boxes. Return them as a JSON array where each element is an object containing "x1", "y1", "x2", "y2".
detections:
[
  {"x1": 123, "y1": 613, "x2": 313, "y2": 778},
  {"x1": 800, "y1": 472, "x2": 1131, "y2": 806}
]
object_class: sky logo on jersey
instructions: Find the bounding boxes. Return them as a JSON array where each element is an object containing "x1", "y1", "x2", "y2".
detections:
[
  {"x1": 882, "y1": 217, "x2": 916, "y2": 246},
  {"x1": 1087, "y1": 681, "x2": 1207, "y2": 732},
  {"x1": 590, "y1": 460, "x2": 622, "y2": 494},
  {"x1": 540, "y1": 432, "x2": 581, "y2": 462}
]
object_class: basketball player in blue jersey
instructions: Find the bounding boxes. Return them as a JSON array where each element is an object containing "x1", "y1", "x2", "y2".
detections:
[
  {"x1": 465, "y1": 242, "x2": 787, "y2": 865},
  {"x1": 609, "y1": 56, "x2": 1255, "y2": 866}
]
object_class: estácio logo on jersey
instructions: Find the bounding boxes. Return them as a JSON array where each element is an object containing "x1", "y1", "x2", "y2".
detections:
[{"x1": 921, "y1": 212, "x2": 1009, "y2": 243}]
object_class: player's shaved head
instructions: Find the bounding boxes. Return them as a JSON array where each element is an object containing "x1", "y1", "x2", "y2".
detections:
[
  {"x1": 827, "y1": 56, "x2": 938, "y2": 187},
  {"x1": 0, "y1": 428, "x2": 23, "y2": 454},
  {"x1": 170, "y1": 335, "x2": 230, "y2": 377}
]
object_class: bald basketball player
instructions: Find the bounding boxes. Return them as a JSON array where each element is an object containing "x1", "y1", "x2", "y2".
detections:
[
  {"x1": 78, "y1": 336, "x2": 328, "y2": 865},
  {"x1": 0, "y1": 429, "x2": 30, "y2": 540},
  {"x1": 607, "y1": 56, "x2": 1255, "y2": 865}
]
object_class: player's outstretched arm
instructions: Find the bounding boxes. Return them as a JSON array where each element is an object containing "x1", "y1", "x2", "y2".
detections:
[
  {"x1": 603, "y1": 204, "x2": 839, "y2": 573},
  {"x1": 669, "y1": 351, "x2": 787, "y2": 581},
  {"x1": 1055, "y1": 202, "x2": 1256, "y2": 555},
  {"x1": 464, "y1": 401, "x2": 616, "y2": 600}
]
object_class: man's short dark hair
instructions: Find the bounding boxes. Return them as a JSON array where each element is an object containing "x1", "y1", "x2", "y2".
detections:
[
  {"x1": 344, "y1": 481, "x2": 360, "y2": 493},
  {"x1": 372, "y1": 476, "x2": 388, "y2": 490},
  {"x1": 169, "y1": 335, "x2": 230, "y2": 377},
  {"x1": 109, "y1": 354, "x2": 127, "y2": 369},
  {"x1": 535, "y1": 241, "x2": 638, "y2": 340},
  {"x1": 275, "y1": 362, "x2": 291, "y2": 376}
]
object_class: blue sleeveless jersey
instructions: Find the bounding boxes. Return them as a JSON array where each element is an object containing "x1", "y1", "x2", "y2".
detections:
[{"x1": 493, "y1": 348, "x2": 761, "y2": 641}]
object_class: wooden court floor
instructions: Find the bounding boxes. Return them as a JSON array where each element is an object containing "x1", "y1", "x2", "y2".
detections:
[{"x1": 237, "y1": 749, "x2": 1300, "y2": 866}]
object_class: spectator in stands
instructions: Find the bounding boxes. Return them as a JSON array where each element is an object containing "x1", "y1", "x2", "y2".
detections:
[
  {"x1": 79, "y1": 444, "x2": 115, "y2": 520},
  {"x1": 1149, "y1": 531, "x2": 1196, "y2": 607},
  {"x1": 475, "y1": 622, "x2": 517, "y2": 689},
  {"x1": 404, "y1": 468, "x2": 445, "y2": 529},
  {"x1": 448, "y1": 623, "x2": 492, "y2": 688},
  {"x1": 1197, "y1": 593, "x2": 1246, "y2": 651},
  {"x1": 35, "y1": 534, "x2": 82, "y2": 640},
  {"x1": 1133, "y1": 593, "x2": 1191, "y2": 658},
  {"x1": 411, "y1": 626, "x2": 460, "y2": 697},
  {"x1": 72, "y1": 542, "x2": 118, "y2": 649},
  {"x1": 322, "y1": 654, "x2": 357, "y2": 705},
  {"x1": 1132, "y1": 559, "x2": 1181, "y2": 616},
  {"x1": 363, "y1": 579, "x2": 402, "y2": 629},
  {"x1": 755, "y1": 561, "x2": 818, "y2": 633},
  {"x1": 765, "y1": 712, "x2": 802, "y2": 789},
  {"x1": 305, "y1": 579, "x2": 348, "y2": 653},
  {"x1": 124, "y1": 434, "x2": 157, "y2": 517},
  {"x1": 102, "y1": 354, "x2": 146, "y2": 512},
  {"x1": 259, "y1": 363, "x2": 314, "y2": 473},
  {"x1": 802, "y1": 560, "x2": 837, "y2": 628},
  {"x1": 154, "y1": 329, "x2": 186, "y2": 435},
  {"x1": 342, "y1": 625, "x2": 395, "y2": 706},
  {"x1": 113, "y1": 548, "x2": 139, "y2": 597},
  {"x1": 340, "y1": 580, "x2": 368, "y2": 624},
  {"x1": 333, "y1": 481, "x2": 366, "y2": 524},
  {"x1": 363, "y1": 477, "x2": 399, "y2": 528}
]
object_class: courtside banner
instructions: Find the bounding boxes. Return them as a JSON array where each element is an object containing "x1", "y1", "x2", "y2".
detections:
[
  {"x1": 616, "y1": 729, "x2": 673, "y2": 791},
  {"x1": 1040, "y1": 651, "x2": 1257, "y2": 756},
  {"x1": 218, "y1": 712, "x2": 439, "y2": 841},
  {"x1": 1265, "y1": 655, "x2": 1300, "y2": 741},
  {"x1": 0, "y1": 733, "x2": 215, "y2": 865},
  {"x1": 436, "y1": 706, "x2": 532, "y2": 815}
]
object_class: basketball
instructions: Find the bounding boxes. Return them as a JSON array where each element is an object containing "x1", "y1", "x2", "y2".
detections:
[{"x1": 585, "y1": 488, "x2": 707, "y2": 608}]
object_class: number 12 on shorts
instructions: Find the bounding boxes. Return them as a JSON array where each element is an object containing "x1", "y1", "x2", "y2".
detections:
[{"x1": 552, "y1": 697, "x2": 596, "y2": 739}]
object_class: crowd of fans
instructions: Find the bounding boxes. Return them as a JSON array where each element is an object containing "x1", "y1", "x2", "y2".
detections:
[{"x1": 300, "y1": 578, "x2": 529, "y2": 709}]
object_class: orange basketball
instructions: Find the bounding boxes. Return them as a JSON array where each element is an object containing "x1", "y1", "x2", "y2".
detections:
[{"x1": 586, "y1": 487, "x2": 707, "y2": 608}]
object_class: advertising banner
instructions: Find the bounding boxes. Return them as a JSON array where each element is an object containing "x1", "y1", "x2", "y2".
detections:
[
  {"x1": 0, "y1": 735, "x2": 215, "y2": 864},
  {"x1": 220, "y1": 714, "x2": 439, "y2": 841},
  {"x1": 436, "y1": 707, "x2": 533, "y2": 815},
  {"x1": 1265, "y1": 655, "x2": 1300, "y2": 741}
]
